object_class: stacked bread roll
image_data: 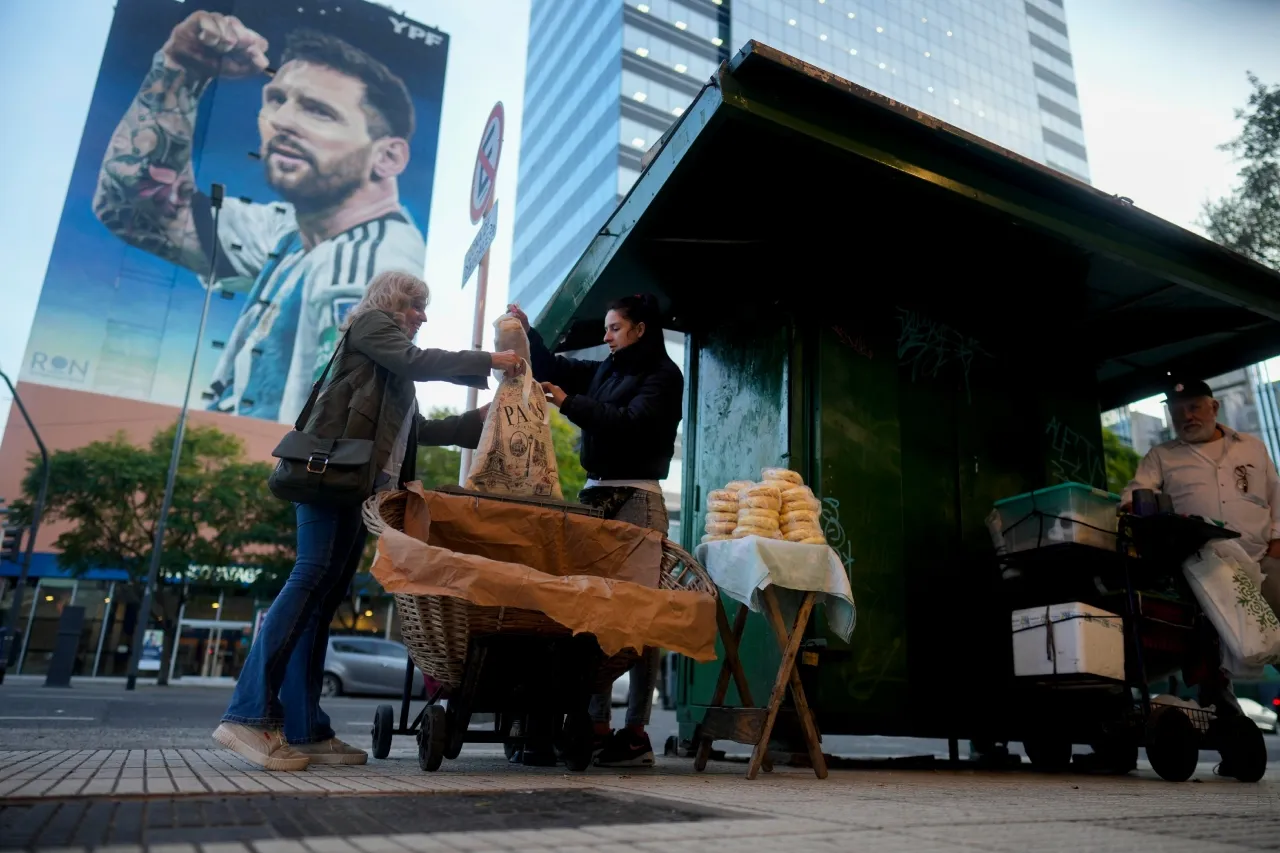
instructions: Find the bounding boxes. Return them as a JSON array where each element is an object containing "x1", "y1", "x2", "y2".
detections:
[
  {"x1": 762, "y1": 468, "x2": 826, "y2": 545},
  {"x1": 702, "y1": 480, "x2": 753, "y2": 544},
  {"x1": 733, "y1": 483, "x2": 783, "y2": 539}
]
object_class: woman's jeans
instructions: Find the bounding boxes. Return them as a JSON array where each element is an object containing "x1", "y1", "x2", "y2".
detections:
[
  {"x1": 585, "y1": 489, "x2": 669, "y2": 728},
  {"x1": 222, "y1": 503, "x2": 367, "y2": 744}
]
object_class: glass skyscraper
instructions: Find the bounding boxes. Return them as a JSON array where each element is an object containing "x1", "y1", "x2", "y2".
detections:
[{"x1": 510, "y1": 0, "x2": 1089, "y2": 316}]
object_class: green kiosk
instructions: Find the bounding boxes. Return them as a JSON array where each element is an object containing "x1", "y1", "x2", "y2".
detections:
[{"x1": 532, "y1": 43, "x2": 1280, "y2": 757}]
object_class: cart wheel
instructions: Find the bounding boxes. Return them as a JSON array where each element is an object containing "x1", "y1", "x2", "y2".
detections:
[
  {"x1": 1023, "y1": 738, "x2": 1073, "y2": 773},
  {"x1": 561, "y1": 714, "x2": 594, "y2": 772},
  {"x1": 664, "y1": 735, "x2": 679, "y2": 758},
  {"x1": 418, "y1": 705, "x2": 447, "y2": 772},
  {"x1": 502, "y1": 716, "x2": 521, "y2": 761},
  {"x1": 1147, "y1": 707, "x2": 1199, "y2": 782},
  {"x1": 1214, "y1": 715, "x2": 1267, "y2": 783},
  {"x1": 371, "y1": 705, "x2": 394, "y2": 760},
  {"x1": 442, "y1": 706, "x2": 466, "y2": 761}
]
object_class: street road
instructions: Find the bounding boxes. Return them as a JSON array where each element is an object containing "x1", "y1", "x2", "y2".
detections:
[{"x1": 3, "y1": 678, "x2": 1279, "y2": 767}]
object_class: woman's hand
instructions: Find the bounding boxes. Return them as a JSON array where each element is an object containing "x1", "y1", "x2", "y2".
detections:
[
  {"x1": 541, "y1": 382, "x2": 567, "y2": 408},
  {"x1": 490, "y1": 350, "x2": 521, "y2": 375},
  {"x1": 506, "y1": 303, "x2": 531, "y2": 332}
]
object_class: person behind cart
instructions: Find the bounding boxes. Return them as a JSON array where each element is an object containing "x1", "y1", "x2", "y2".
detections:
[
  {"x1": 506, "y1": 294, "x2": 682, "y2": 768},
  {"x1": 1120, "y1": 378, "x2": 1280, "y2": 727},
  {"x1": 213, "y1": 271, "x2": 522, "y2": 771}
]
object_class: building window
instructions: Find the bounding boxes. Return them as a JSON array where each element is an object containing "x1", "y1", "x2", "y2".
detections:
[
  {"x1": 624, "y1": 25, "x2": 719, "y2": 80},
  {"x1": 623, "y1": 69, "x2": 697, "y2": 117},
  {"x1": 626, "y1": 0, "x2": 719, "y2": 42}
]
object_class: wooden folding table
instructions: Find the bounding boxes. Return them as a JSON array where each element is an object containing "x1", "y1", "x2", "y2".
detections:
[{"x1": 692, "y1": 583, "x2": 828, "y2": 780}]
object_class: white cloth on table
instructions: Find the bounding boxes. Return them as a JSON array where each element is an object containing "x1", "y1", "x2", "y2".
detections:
[{"x1": 694, "y1": 536, "x2": 856, "y2": 642}]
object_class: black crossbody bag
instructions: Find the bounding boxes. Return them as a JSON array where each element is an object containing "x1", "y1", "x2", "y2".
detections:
[{"x1": 268, "y1": 334, "x2": 378, "y2": 505}]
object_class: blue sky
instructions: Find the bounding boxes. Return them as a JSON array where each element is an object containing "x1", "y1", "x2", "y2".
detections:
[{"x1": 1, "y1": 0, "x2": 1278, "y2": 433}]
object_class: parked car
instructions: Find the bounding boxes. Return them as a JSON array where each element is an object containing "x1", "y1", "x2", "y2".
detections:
[
  {"x1": 610, "y1": 669, "x2": 661, "y2": 708},
  {"x1": 1238, "y1": 697, "x2": 1278, "y2": 734},
  {"x1": 322, "y1": 636, "x2": 424, "y2": 698}
]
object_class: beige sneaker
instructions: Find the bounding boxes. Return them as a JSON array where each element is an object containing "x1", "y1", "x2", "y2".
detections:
[
  {"x1": 290, "y1": 737, "x2": 369, "y2": 765},
  {"x1": 213, "y1": 722, "x2": 310, "y2": 771}
]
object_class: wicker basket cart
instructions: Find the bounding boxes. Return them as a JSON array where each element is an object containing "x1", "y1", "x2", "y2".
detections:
[{"x1": 362, "y1": 486, "x2": 716, "y2": 772}]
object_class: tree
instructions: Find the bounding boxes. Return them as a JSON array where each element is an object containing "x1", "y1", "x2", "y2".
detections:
[
  {"x1": 1201, "y1": 74, "x2": 1280, "y2": 269},
  {"x1": 20, "y1": 423, "x2": 294, "y2": 683},
  {"x1": 549, "y1": 410, "x2": 588, "y2": 499},
  {"x1": 1102, "y1": 428, "x2": 1141, "y2": 496}
]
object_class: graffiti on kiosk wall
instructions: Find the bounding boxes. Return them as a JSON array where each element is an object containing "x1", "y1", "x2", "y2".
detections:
[
  {"x1": 820, "y1": 496, "x2": 856, "y2": 574},
  {"x1": 19, "y1": 0, "x2": 449, "y2": 425},
  {"x1": 1046, "y1": 415, "x2": 1105, "y2": 487},
  {"x1": 895, "y1": 308, "x2": 991, "y2": 402},
  {"x1": 831, "y1": 325, "x2": 874, "y2": 360}
]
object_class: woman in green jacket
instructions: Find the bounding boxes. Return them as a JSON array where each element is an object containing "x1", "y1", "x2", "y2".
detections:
[{"x1": 214, "y1": 271, "x2": 520, "y2": 771}]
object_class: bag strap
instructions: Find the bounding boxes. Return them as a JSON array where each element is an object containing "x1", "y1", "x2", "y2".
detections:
[{"x1": 295, "y1": 330, "x2": 350, "y2": 431}]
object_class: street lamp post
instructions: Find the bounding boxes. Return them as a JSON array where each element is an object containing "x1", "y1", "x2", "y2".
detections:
[
  {"x1": 0, "y1": 370, "x2": 49, "y2": 685},
  {"x1": 124, "y1": 183, "x2": 225, "y2": 691}
]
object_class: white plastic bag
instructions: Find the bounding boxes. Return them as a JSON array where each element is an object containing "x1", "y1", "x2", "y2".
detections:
[
  {"x1": 492, "y1": 313, "x2": 531, "y2": 380},
  {"x1": 1182, "y1": 538, "x2": 1280, "y2": 671}
]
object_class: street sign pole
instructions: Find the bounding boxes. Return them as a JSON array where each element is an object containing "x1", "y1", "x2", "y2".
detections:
[
  {"x1": 0, "y1": 370, "x2": 49, "y2": 685},
  {"x1": 458, "y1": 249, "x2": 490, "y2": 485},
  {"x1": 458, "y1": 102, "x2": 505, "y2": 487},
  {"x1": 124, "y1": 183, "x2": 225, "y2": 691}
]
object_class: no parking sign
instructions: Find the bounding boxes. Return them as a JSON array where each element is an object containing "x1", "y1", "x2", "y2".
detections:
[{"x1": 469, "y1": 102, "x2": 504, "y2": 225}]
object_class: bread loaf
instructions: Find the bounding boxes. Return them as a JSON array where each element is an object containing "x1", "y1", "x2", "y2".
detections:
[
  {"x1": 705, "y1": 521, "x2": 738, "y2": 535},
  {"x1": 783, "y1": 526, "x2": 823, "y2": 542},
  {"x1": 780, "y1": 509, "x2": 820, "y2": 528},
  {"x1": 739, "y1": 494, "x2": 781, "y2": 511},
  {"x1": 737, "y1": 509, "x2": 780, "y2": 530},
  {"x1": 738, "y1": 483, "x2": 782, "y2": 501},
  {"x1": 732, "y1": 525, "x2": 778, "y2": 540},
  {"x1": 761, "y1": 468, "x2": 804, "y2": 486},
  {"x1": 782, "y1": 498, "x2": 822, "y2": 515},
  {"x1": 707, "y1": 499, "x2": 738, "y2": 513}
]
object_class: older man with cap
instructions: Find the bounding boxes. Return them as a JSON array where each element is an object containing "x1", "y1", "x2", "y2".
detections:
[{"x1": 1120, "y1": 378, "x2": 1280, "y2": 727}]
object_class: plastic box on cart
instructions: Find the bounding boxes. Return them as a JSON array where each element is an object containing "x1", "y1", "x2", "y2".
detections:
[
  {"x1": 1012, "y1": 601, "x2": 1125, "y2": 681},
  {"x1": 992, "y1": 482, "x2": 1120, "y2": 554}
]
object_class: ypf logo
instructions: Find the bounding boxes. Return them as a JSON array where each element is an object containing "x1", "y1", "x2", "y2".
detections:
[{"x1": 29, "y1": 352, "x2": 89, "y2": 382}]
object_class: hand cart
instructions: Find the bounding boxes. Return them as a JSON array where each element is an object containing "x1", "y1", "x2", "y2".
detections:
[
  {"x1": 361, "y1": 486, "x2": 715, "y2": 772},
  {"x1": 998, "y1": 503, "x2": 1268, "y2": 783}
]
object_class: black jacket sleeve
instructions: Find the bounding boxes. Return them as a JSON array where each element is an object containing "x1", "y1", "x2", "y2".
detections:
[
  {"x1": 415, "y1": 408, "x2": 485, "y2": 450},
  {"x1": 528, "y1": 328, "x2": 599, "y2": 395},
  {"x1": 559, "y1": 367, "x2": 682, "y2": 437},
  {"x1": 351, "y1": 311, "x2": 491, "y2": 389}
]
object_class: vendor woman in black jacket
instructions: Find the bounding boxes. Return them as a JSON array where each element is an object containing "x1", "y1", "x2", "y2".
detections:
[{"x1": 506, "y1": 294, "x2": 682, "y2": 768}]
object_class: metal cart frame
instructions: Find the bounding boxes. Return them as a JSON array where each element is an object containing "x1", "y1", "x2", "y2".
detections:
[{"x1": 1000, "y1": 509, "x2": 1268, "y2": 782}]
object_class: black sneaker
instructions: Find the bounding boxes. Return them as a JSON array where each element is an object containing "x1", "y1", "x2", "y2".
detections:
[{"x1": 594, "y1": 729, "x2": 655, "y2": 768}]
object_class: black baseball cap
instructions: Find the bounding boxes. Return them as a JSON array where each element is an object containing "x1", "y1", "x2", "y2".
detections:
[{"x1": 1165, "y1": 379, "x2": 1214, "y2": 402}]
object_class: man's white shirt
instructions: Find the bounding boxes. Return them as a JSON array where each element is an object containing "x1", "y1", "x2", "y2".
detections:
[
  {"x1": 205, "y1": 197, "x2": 426, "y2": 423},
  {"x1": 1122, "y1": 425, "x2": 1280, "y2": 562}
]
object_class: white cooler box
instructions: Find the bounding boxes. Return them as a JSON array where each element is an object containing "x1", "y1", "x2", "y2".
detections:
[{"x1": 1012, "y1": 602, "x2": 1125, "y2": 681}]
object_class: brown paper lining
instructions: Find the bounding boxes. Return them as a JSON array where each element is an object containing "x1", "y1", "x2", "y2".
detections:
[
  {"x1": 372, "y1": 485, "x2": 717, "y2": 661},
  {"x1": 405, "y1": 484, "x2": 663, "y2": 589}
]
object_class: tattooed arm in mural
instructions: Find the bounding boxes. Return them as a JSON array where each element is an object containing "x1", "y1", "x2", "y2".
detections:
[{"x1": 92, "y1": 12, "x2": 268, "y2": 272}]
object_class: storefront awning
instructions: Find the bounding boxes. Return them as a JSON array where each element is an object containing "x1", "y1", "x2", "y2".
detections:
[{"x1": 534, "y1": 42, "x2": 1280, "y2": 410}]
